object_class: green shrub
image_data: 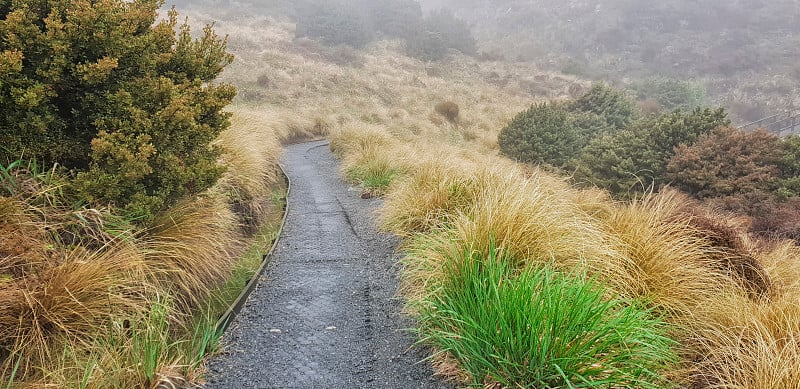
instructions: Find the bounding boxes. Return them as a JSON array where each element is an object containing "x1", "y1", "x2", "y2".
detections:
[
  {"x1": 575, "y1": 107, "x2": 729, "y2": 197},
  {"x1": 434, "y1": 101, "x2": 460, "y2": 123},
  {"x1": 569, "y1": 83, "x2": 639, "y2": 130},
  {"x1": 667, "y1": 127, "x2": 782, "y2": 199},
  {"x1": 0, "y1": 2, "x2": 235, "y2": 223},
  {"x1": 406, "y1": 30, "x2": 450, "y2": 61},
  {"x1": 417, "y1": 245, "x2": 676, "y2": 388},
  {"x1": 407, "y1": 9, "x2": 477, "y2": 61},
  {"x1": 633, "y1": 78, "x2": 707, "y2": 112},
  {"x1": 572, "y1": 126, "x2": 651, "y2": 196},
  {"x1": 498, "y1": 103, "x2": 586, "y2": 168},
  {"x1": 294, "y1": 1, "x2": 373, "y2": 48},
  {"x1": 776, "y1": 135, "x2": 800, "y2": 198},
  {"x1": 366, "y1": 0, "x2": 423, "y2": 40},
  {"x1": 423, "y1": 9, "x2": 477, "y2": 56}
]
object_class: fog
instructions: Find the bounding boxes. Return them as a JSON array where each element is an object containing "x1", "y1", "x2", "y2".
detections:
[{"x1": 166, "y1": 0, "x2": 800, "y2": 120}]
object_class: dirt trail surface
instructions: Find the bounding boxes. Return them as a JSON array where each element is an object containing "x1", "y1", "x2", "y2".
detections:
[{"x1": 204, "y1": 140, "x2": 448, "y2": 388}]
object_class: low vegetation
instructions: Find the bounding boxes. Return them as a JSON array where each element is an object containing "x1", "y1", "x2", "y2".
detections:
[
  {"x1": 6, "y1": 1, "x2": 800, "y2": 388},
  {"x1": 0, "y1": 2, "x2": 291, "y2": 387},
  {"x1": 190, "y1": 7, "x2": 800, "y2": 385},
  {"x1": 417, "y1": 244, "x2": 677, "y2": 388}
]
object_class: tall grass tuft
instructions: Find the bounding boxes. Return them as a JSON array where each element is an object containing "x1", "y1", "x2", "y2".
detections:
[
  {"x1": 380, "y1": 159, "x2": 476, "y2": 235},
  {"x1": 596, "y1": 190, "x2": 745, "y2": 321},
  {"x1": 417, "y1": 243, "x2": 677, "y2": 388},
  {"x1": 0, "y1": 242, "x2": 148, "y2": 379},
  {"x1": 331, "y1": 123, "x2": 410, "y2": 194},
  {"x1": 144, "y1": 195, "x2": 240, "y2": 314}
]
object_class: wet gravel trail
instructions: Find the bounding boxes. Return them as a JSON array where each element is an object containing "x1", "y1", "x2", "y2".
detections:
[{"x1": 204, "y1": 140, "x2": 448, "y2": 388}]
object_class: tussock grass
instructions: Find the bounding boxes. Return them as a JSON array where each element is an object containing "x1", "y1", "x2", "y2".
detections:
[
  {"x1": 144, "y1": 195, "x2": 241, "y2": 315},
  {"x1": 217, "y1": 112, "x2": 282, "y2": 198},
  {"x1": 688, "y1": 290, "x2": 800, "y2": 388},
  {"x1": 417, "y1": 244, "x2": 677, "y2": 388},
  {"x1": 330, "y1": 123, "x2": 411, "y2": 194},
  {"x1": 0, "y1": 241, "x2": 148, "y2": 379},
  {"x1": 380, "y1": 159, "x2": 475, "y2": 235},
  {"x1": 595, "y1": 190, "x2": 743, "y2": 321}
]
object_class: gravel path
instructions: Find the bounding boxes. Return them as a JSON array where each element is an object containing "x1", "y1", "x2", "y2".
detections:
[{"x1": 204, "y1": 140, "x2": 448, "y2": 388}]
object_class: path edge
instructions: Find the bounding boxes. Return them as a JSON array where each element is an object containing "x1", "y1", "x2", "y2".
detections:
[{"x1": 214, "y1": 161, "x2": 293, "y2": 333}]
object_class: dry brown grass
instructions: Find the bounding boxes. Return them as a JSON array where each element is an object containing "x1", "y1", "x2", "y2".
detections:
[
  {"x1": 144, "y1": 195, "x2": 241, "y2": 314},
  {"x1": 595, "y1": 191, "x2": 742, "y2": 320},
  {"x1": 0, "y1": 241, "x2": 148, "y2": 379}
]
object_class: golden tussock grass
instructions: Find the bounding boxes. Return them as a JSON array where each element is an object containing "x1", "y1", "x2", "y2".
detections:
[
  {"x1": 217, "y1": 111, "x2": 282, "y2": 198},
  {"x1": 380, "y1": 158, "x2": 475, "y2": 235},
  {"x1": 689, "y1": 291, "x2": 800, "y2": 388},
  {"x1": 144, "y1": 195, "x2": 242, "y2": 315},
  {"x1": 0, "y1": 241, "x2": 148, "y2": 378},
  {"x1": 595, "y1": 190, "x2": 744, "y2": 321}
]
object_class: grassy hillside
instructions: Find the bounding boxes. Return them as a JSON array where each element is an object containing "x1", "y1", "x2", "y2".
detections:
[
  {"x1": 420, "y1": 0, "x2": 800, "y2": 122},
  {"x1": 175, "y1": 8, "x2": 800, "y2": 387},
  {"x1": 6, "y1": 1, "x2": 800, "y2": 387}
]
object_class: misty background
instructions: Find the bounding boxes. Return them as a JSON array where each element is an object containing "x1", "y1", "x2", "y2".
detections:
[{"x1": 165, "y1": 0, "x2": 800, "y2": 122}]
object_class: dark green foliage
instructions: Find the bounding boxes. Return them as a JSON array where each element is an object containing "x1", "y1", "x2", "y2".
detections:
[
  {"x1": 569, "y1": 83, "x2": 638, "y2": 129},
  {"x1": 0, "y1": 1, "x2": 235, "y2": 222},
  {"x1": 417, "y1": 244, "x2": 677, "y2": 388},
  {"x1": 295, "y1": 1, "x2": 373, "y2": 48},
  {"x1": 421, "y1": 9, "x2": 477, "y2": 56},
  {"x1": 646, "y1": 107, "x2": 729, "y2": 167},
  {"x1": 575, "y1": 107, "x2": 729, "y2": 197},
  {"x1": 406, "y1": 29, "x2": 450, "y2": 61},
  {"x1": 775, "y1": 135, "x2": 800, "y2": 199},
  {"x1": 633, "y1": 78, "x2": 707, "y2": 112},
  {"x1": 573, "y1": 126, "x2": 654, "y2": 196},
  {"x1": 498, "y1": 103, "x2": 585, "y2": 168},
  {"x1": 406, "y1": 9, "x2": 477, "y2": 61},
  {"x1": 292, "y1": 1, "x2": 476, "y2": 61},
  {"x1": 366, "y1": 0, "x2": 423, "y2": 41}
]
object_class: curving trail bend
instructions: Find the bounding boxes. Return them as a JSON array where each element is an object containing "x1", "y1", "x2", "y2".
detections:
[{"x1": 205, "y1": 140, "x2": 448, "y2": 388}]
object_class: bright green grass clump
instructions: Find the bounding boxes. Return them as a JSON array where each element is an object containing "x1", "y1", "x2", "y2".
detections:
[
  {"x1": 346, "y1": 162, "x2": 399, "y2": 194},
  {"x1": 417, "y1": 244, "x2": 677, "y2": 388}
]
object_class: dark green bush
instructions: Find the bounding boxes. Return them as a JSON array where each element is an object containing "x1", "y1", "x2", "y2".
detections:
[
  {"x1": 776, "y1": 135, "x2": 800, "y2": 198},
  {"x1": 573, "y1": 126, "x2": 654, "y2": 196},
  {"x1": 366, "y1": 0, "x2": 423, "y2": 41},
  {"x1": 294, "y1": 1, "x2": 373, "y2": 48},
  {"x1": 575, "y1": 107, "x2": 729, "y2": 197},
  {"x1": 406, "y1": 29, "x2": 450, "y2": 61},
  {"x1": 498, "y1": 103, "x2": 585, "y2": 168},
  {"x1": 422, "y1": 9, "x2": 477, "y2": 56},
  {"x1": 569, "y1": 83, "x2": 638, "y2": 130},
  {"x1": 633, "y1": 78, "x2": 707, "y2": 112},
  {"x1": 407, "y1": 9, "x2": 477, "y2": 61},
  {"x1": 0, "y1": 1, "x2": 235, "y2": 222}
]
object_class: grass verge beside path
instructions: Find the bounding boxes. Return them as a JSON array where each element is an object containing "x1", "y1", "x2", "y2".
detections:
[
  {"x1": 330, "y1": 125, "x2": 800, "y2": 387},
  {"x1": 0, "y1": 111, "x2": 289, "y2": 388}
]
